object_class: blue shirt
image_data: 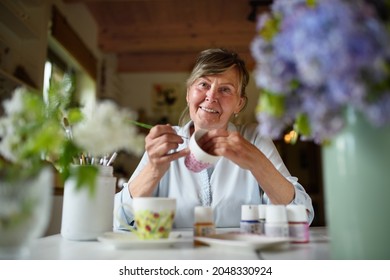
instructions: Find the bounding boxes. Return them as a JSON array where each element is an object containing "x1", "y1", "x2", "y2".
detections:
[{"x1": 114, "y1": 122, "x2": 314, "y2": 230}]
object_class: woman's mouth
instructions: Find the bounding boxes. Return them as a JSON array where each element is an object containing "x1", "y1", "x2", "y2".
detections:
[{"x1": 200, "y1": 106, "x2": 219, "y2": 114}]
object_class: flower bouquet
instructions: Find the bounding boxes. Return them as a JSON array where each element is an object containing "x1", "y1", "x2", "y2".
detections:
[
  {"x1": 251, "y1": 0, "x2": 390, "y2": 143},
  {"x1": 0, "y1": 77, "x2": 145, "y2": 257},
  {"x1": 0, "y1": 77, "x2": 144, "y2": 191},
  {"x1": 250, "y1": 0, "x2": 390, "y2": 259}
]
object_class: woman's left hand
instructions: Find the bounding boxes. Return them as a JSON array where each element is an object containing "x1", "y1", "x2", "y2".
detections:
[
  {"x1": 199, "y1": 129, "x2": 295, "y2": 205},
  {"x1": 197, "y1": 129, "x2": 261, "y2": 171}
]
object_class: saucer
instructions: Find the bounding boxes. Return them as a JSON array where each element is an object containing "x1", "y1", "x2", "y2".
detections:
[
  {"x1": 194, "y1": 232, "x2": 290, "y2": 251},
  {"x1": 97, "y1": 231, "x2": 187, "y2": 249}
]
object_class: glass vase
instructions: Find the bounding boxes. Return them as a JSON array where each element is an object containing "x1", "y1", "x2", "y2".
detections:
[
  {"x1": 0, "y1": 167, "x2": 53, "y2": 259},
  {"x1": 322, "y1": 107, "x2": 390, "y2": 259}
]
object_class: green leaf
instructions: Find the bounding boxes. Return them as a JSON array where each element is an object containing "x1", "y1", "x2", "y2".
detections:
[
  {"x1": 259, "y1": 16, "x2": 280, "y2": 42},
  {"x1": 256, "y1": 90, "x2": 285, "y2": 117},
  {"x1": 294, "y1": 113, "x2": 311, "y2": 136},
  {"x1": 306, "y1": 0, "x2": 317, "y2": 7},
  {"x1": 72, "y1": 165, "x2": 99, "y2": 197},
  {"x1": 67, "y1": 108, "x2": 83, "y2": 124}
]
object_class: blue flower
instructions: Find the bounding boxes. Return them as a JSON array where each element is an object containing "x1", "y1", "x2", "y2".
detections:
[{"x1": 251, "y1": 0, "x2": 390, "y2": 143}]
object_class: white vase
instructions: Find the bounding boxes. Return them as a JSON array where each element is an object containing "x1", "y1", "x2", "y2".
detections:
[
  {"x1": 322, "y1": 107, "x2": 390, "y2": 259},
  {"x1": 61, "y1": 165, "x2": 117, "y2": 241},
  {"x1": 0, "y1": 167, "x2": 53, "y2": 259}
]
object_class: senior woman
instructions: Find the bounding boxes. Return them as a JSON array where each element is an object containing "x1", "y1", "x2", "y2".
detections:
[{"x1": 114, "y1": 48, "x2": 314, "y2": 230}]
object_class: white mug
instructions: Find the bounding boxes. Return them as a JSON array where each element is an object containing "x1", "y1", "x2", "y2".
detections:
[{"x1": 185, "y1": 129, "x2": 221, "y2": 172}]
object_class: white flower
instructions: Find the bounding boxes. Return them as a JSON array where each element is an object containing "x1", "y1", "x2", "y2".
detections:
[
  {"x1": 0, "y1": 84, "x2": 145, "y2": 188},
  {"x1": 0, "y1": 90, "x2": 32, "y2": 162},
  {"x1": 72, "y1": 100, "x2": 145, "y2": 157},
  {"x1": 2, "y1": 88, "x2": 24, "y2": 115}
]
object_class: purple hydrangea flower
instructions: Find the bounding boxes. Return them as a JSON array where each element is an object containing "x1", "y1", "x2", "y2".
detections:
[{"x1": 251, "y1": 0, "x2": 390, "y2": 142}]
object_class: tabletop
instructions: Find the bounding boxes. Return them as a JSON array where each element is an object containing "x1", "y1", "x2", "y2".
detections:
[{"x1": 28, "y1": 227, "x2": 330, "y2": 260}]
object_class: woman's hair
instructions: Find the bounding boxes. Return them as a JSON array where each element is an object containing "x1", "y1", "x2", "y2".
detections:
[{"x1": 179, "y1": 48, "x2": 250, "y2": 126}]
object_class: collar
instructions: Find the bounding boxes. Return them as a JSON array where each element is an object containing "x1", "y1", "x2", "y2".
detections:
[{"x1": 181, "y1": 121, "x2": 238, "y2": 136}]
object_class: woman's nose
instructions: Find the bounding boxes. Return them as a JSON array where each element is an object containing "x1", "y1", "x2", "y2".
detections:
[{"x1": 205, "y1": 86, "x2": 218, "y2": 102}]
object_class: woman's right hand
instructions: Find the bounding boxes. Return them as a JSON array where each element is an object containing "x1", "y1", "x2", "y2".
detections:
[
  {"x1": 145, "y1": 124, "x2": 190, "y2": 174},
  {"x1": 129, "y1": 124, "x2": 189, "y2": 198}
]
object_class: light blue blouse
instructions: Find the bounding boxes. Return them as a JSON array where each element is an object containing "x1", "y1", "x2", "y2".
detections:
[{"x1": 114, "y1": 122, "x2": 315, "y2": 230}]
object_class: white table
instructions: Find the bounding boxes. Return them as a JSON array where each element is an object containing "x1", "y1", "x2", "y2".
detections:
[{"x1": 29, "y1": 227, "x2": 329, "y2": 260}]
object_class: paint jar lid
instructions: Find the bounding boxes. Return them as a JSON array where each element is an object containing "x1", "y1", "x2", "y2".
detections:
[
  {"x1": 286, "y1": 205, "x2": 308, "y2": 222},
  {"x1": 194, "y1": 206, "x2": 214, "y2": 223},
  {"x1": 265, "y1": 205, "x2": 287, "y2": 223},
  {"x1": 241, "y1": 205, "x2": 259, "y2": 221}
]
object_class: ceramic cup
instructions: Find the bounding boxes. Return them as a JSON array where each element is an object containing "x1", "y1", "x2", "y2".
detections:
[
  {"x1": 131, "y1": 197, "x2": 176, "y2": 240},
  {"x1": 61, "y1": 165, "x2": 116, "y2": 241},
  {"x1": 185, "y1": 129, "x2": 221, "y2": 172}
]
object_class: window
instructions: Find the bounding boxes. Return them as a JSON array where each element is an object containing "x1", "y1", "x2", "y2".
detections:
[{"x1": 44, "y1": 40, "x2": 97, "y2": 110}]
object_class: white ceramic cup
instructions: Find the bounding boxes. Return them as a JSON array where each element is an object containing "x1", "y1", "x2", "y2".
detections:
[
  {"x1": 130, "y1": 197, "x2": 176, "y2": 239},
  {"x1": 185, "y1": 129, "x2": 221, "y2": 172}
]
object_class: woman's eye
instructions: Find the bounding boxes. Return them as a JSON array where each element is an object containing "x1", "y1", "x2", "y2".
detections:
[
  {"x1": 220, "y1": 87, "x2": 232, "y2": 94},
  {"x1": 199, "y1": 82, "x2": 209, "y2": 89}
]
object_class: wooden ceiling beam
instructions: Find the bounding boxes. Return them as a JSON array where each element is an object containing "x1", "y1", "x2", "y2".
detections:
[
  {"x1": 117, "y1": 52, "x2": 197, "y2": 72},
  {"x1": 99, "y1": 22, "x2": 257, "y2": 36},
  {"x1": 64, "y1": 0, "x2": 172, "y2": 3},
  {"x1": 98, "y1": 32, "x2": 255, "y2": 53},
  {"x1": 117, "y1": 50, "x2": 255, "y2": 72},
  {"x1": 62, "y1": 0, "x2": 264, "y2": 72}
]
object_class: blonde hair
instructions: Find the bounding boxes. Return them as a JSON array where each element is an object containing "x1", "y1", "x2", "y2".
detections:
[{"x1": 179, "y1": 48, "x2": 249, "y2": 126}]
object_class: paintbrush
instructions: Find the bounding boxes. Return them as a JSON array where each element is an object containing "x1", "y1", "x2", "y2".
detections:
[{"x1": 129, "y1": 120, "x2": 188, "y2": 139}]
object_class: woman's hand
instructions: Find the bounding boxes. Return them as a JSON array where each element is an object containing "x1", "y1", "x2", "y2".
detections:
[
  {"x1": 129, "y1": 124, "x2": 189, "y2": 198},
  {"x1": 198, "y1": 129, "x2": 260, "y2": 171},
  {"x1": 199, "y1": 129, "x2": 295, "y2": 205},
  {"x1": 145, "y1": 124, "x2": 190, "y2": 174}
]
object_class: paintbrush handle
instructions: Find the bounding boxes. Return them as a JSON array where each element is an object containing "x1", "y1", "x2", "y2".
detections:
[
  {"x1": 128, "y1": 120, "x2": 154, "y2": 129},
  {"x1": 129, "y1": 119, "x2": 189, "y2": 139}
]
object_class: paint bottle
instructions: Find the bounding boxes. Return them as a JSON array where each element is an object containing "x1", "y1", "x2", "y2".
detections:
[
  {"x1": 286, "y1": 204, "x2": 310, "y2": 243},
  {"x1": 258, "y1": 204, "x2": 267, "y2": 235},
  {"x1": 193, "y1": 206, "x2": 215, "y2": 246},
  {"x1": 240, "y1": 205, "x2": 261, "y2": 234},
  {"x1": 264, "y1": 205, "x2": 289, "y2": 238}
]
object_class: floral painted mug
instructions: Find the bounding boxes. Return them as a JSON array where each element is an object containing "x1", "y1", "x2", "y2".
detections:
[{"x1": 125, "y1": 197, "x2": 176, "y2": 240}]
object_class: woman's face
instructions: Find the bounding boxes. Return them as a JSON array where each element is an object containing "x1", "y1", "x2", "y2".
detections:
[{"x1": 186, "y1": 67, "x2": 244, "y2": 131}]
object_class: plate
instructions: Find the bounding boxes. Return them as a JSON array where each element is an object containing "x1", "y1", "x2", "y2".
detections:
[
  {"x1": 98, "y1": 231, "x2": 188, "y2": 249},
  {"x1": 194, "y1": 232, "x2": 290, "y2": 251}
]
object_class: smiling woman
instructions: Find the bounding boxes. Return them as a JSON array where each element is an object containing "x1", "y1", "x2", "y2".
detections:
[{"x1": 114, "y1": 48, "x2": 315, "y2": 232}]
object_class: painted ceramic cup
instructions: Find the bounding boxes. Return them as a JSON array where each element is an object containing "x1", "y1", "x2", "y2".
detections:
[
  {"x1": 132, "y1": 197, "x2": 176, "y2": 240},
  {"x1": 185, "y1": 129, "x2": 221, "y2": 172}
]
